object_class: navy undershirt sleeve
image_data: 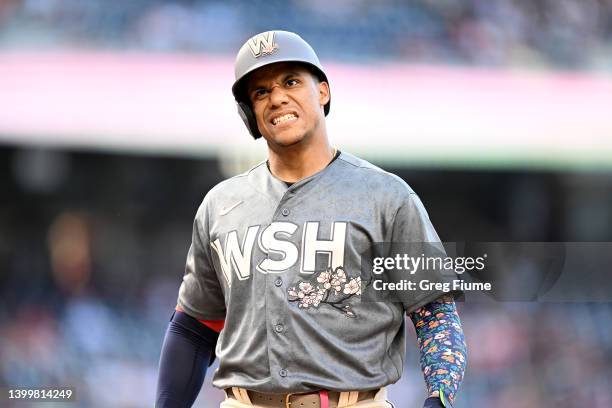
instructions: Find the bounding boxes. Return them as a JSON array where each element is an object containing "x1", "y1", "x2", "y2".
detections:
[{"x1": 155, "y1": 311, "x2": 220, "y2": 408}]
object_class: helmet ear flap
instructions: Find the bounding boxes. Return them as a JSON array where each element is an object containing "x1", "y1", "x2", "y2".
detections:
[{"x1": 236, "y1": 101, "x2": 262, "y2": 139}]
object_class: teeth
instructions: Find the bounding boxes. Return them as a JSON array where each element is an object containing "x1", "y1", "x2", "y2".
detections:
[{"x1": 273, "y1": 114, "x2": 297, "y2": 125}]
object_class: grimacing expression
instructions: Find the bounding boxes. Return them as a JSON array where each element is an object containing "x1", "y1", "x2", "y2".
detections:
[{"x1": 246, "y1": 62, "x2": 330, "y2": 146}]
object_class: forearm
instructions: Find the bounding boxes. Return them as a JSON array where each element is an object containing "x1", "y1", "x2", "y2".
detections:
[
  {"x1": 156, "y1": 311, "x2": 219, "y2": 408},
  {"x1": 409, "y1": 295, "x2": 467, "y2": 407}
]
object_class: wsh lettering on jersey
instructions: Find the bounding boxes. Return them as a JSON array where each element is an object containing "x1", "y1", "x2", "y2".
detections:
[{"x1": 210, "y1": 222, "x2": 347, "y2": 285}]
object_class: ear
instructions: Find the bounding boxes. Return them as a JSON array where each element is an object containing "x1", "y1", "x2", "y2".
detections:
[{"x1": 318, "y1": 81, "x2": 330, "y2": 107}]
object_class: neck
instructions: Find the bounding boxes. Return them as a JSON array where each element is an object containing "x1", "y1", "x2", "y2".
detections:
[{"x1": 267, "y1": 137, "x2": 335, "y2": 183}]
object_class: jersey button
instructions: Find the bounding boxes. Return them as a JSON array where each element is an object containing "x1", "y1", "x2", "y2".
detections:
[
  {"x1": 274, "y1": 324, "x2": 284, "y2": 333},
  {"x1": 281, "y1": 208, "x2": 290, "y2": 216},
  {"x1": 279, "y1": 368, "x2": 288, "y2": 377},
  {"x1": 274, "y1": 277, "x2": 283, "y2": 287}
]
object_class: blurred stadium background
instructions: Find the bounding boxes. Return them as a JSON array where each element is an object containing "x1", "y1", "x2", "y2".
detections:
[{"x1": 1, "y1": 1, "x2": 612, "y2": 407}]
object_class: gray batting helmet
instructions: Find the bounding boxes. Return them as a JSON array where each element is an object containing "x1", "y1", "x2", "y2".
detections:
[{"x1": 232, "y1": 30, "x2": 331, "y2": 139}]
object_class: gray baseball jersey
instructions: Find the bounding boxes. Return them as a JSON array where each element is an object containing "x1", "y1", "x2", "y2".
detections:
[{"x1": 177, "y1": 151, "x2": 453, "y2": 393}]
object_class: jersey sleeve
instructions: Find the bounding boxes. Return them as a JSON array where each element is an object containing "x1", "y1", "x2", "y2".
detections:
[
  {"x1": 389, "y1": 192, "x2": 459, "y2": 314},
  {"x1": 177, "y1": 198, "x2": 227, "y2": 321}
]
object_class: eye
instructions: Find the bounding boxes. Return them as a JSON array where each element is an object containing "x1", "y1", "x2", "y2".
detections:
[
  {"x1": 286, "y1": 78, "x2": 299, "y2": 87},
  {"x1": 252, "y1": 88, "x2": 268, "y2": 100}
]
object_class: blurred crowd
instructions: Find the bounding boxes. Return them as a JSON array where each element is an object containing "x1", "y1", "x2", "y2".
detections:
[
  {"x1": 0, "y1": 0, "x2": 611, "y2": 69},
  {"x1": 1, "y1": 147, "x2": 612, "y2": 407},
  {"x1": 0, "y1": 148, "x2": 221, "y2": 406}
]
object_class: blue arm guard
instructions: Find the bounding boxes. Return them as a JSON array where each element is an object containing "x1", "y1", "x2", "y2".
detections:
[{"x1": 155, "y1": 311, "x2": 219, "y2": 408}]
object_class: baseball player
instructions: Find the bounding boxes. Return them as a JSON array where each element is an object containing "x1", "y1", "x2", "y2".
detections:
[{"x1": 156, "y1": 31, "x2": 467, "y2": 408}]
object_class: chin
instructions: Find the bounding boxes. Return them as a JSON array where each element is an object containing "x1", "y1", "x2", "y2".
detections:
[{"x1": 267, "y1": 130, "x2": 307, "y2": 147}]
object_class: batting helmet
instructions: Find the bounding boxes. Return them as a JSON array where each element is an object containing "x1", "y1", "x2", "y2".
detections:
[{"x1": 232, "y1": 30, "x2": 331, "y2": 139}]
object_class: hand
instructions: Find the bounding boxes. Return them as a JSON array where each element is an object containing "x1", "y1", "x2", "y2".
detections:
[{"x1": 423, "y1": 396, "x2": 445, "y2": 408}]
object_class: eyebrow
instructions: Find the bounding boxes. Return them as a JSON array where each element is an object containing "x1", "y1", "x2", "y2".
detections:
[{"x1": 248, "y1": 71, "x2": 303, "y2": 93}]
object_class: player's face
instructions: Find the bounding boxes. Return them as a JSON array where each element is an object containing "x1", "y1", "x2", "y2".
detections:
[{"x1": 246, "y1": 62, "x2": 330, "y2": 147}]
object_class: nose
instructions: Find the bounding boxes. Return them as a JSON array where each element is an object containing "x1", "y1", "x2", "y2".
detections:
[{"x1": 269, "y1": 84, "x2": 289, "y2": 107}]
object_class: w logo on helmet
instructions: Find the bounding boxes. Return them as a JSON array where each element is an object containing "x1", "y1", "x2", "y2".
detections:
[{"x1": 247, "y1": 31, "x2": 278, "y2": 58}]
